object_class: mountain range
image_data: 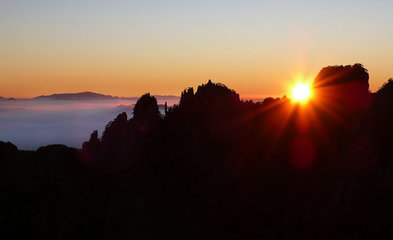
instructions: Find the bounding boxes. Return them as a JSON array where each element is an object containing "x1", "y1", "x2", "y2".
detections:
[{"x1": 0, "y1": 92, "x2": 179, "y2": 101}]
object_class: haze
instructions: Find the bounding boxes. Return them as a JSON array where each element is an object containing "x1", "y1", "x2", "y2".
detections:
[{"x1": 0, "y1": 97, "x2": 178, "y2": 150}]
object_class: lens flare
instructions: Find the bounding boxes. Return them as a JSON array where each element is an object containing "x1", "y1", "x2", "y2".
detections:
[{"x1": 292, "y1": 83, "x2": 311, "y2": 102}]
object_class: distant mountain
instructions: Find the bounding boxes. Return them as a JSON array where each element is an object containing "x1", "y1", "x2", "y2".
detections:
[
  {"x1": 34, "y1": 92, "x2": 118, "y2": 100},
  {"x1": 2, "y1": 92, "x2": 179, "y2": 101},
  {"x1": 0, "y1": 96, "x2": 15, "y2": 101}
]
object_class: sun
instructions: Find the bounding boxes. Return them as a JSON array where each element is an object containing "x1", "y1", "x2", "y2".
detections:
[{"x1": 292, "y1": 83, "x2": 312, "y2": 102}]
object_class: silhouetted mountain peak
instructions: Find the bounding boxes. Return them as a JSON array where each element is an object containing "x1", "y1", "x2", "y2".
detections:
[
  {"x1": 133, "y1": 93, "x2": 160, "y2": 121},
  {"x1": 370, "y1": 79, "x2": 393, "y2": 116},
  {"x1": 377, "y1": 79, "x2": 393, "y2": 98},
  {"x1": 0, "y1": 96, "x2": 15, "y2": 101},
  {"x1": 196, "y1": 80, "x2": 239, "y2": 98},
  {"x1": 179, "y1": 80, "x2": 240, "y2": 108},
  {"x1": 313, "y1": 63, "x2": 371, "y2": 112},
  {"x1": 314, "y1": 63, "x2": 369, "y2": 89},
  {"x1": 34, "y1": 91, "x2": 118, "y2": 100},
  {"x1": 0, "y1": 141, "x2": 18, "y2": 153}
]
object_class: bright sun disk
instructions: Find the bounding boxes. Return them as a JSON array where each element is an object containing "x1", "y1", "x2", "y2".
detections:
[{"x1": 292, "y1": 83, "x2": 311, "y2": 102}]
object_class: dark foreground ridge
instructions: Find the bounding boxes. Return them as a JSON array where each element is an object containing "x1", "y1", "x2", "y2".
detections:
[{"x1": 2, "y1": 64, "x2": 393, "y2": 239}]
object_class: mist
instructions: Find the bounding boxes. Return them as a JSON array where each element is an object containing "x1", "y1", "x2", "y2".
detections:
[{"x1": 0, "y1": 98, "x2": 178, "y2": 150}]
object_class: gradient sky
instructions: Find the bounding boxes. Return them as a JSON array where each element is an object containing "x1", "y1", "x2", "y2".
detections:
[{"x1": 1, "y1": 0, "x2": 393, "y2": 98}]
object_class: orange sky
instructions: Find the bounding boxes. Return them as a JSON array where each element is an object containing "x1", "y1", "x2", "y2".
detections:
[{"x1": 1, "y1": 1, "x2": 392, "y2": 98}]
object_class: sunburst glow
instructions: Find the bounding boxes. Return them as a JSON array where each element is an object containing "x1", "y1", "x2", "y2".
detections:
[{"x1": 292, "y1": 83, "x2": 312, "y2": 102}]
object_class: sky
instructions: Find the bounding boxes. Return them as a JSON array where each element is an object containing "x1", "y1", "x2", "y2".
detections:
[{"x1": 1, "y1": 0, "x2": 393, "y2": 98}]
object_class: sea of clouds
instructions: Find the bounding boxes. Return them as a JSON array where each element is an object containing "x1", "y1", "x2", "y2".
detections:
[{"x1": 0, "y1": 98, "x2": 178, "y2": 150}]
